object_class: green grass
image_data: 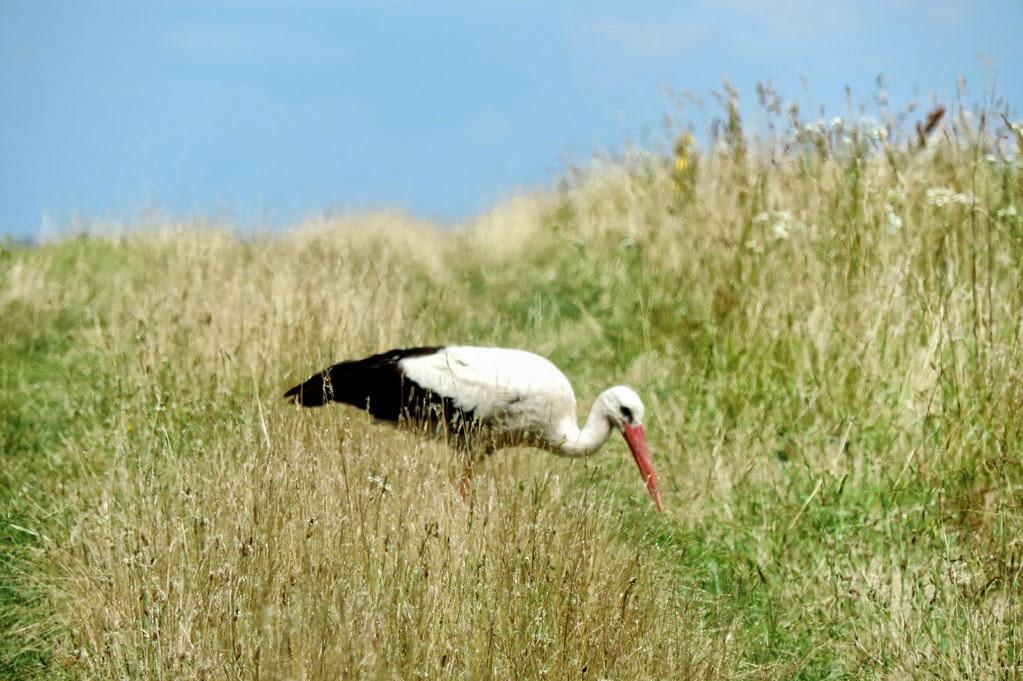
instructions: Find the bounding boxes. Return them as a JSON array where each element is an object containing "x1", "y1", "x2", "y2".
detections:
[{"x1": 2, "y1": 93, "x2": 1023, "y2": 678}]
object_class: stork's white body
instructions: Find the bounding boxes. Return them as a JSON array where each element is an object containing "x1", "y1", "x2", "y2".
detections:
[
  {"x1": 398, "y1": 346, "x2": 579, "y2": 451},
  {"x1": 284, "y1": 344, "x2": 663, "y2": 510}
]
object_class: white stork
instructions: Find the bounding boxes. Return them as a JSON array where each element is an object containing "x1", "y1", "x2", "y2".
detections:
[{"x1": 283, "y1": 346, "x2": 663, "y2": 512}]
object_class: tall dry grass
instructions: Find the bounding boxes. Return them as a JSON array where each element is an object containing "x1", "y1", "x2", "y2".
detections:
[
  {"x1": 2, "y1": 85, "x2": 1023, "y2": 678},
  {"x1": 4, "y1": 221, "x2": 733, "y2": 679}
]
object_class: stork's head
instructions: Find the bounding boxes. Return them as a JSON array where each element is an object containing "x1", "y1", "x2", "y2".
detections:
[{"x1": 599, "y1": 386, "x2": 663, "y2": 513}]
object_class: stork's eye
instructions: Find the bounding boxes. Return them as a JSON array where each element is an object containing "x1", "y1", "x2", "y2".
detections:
[{"x1": 620, "y1": 406, "x2": 633, "y2": 421}]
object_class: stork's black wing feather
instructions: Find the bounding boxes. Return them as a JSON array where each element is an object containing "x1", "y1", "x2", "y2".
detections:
[{"x1": 283, "y1": 346, "x2": 445, "y2": 421}]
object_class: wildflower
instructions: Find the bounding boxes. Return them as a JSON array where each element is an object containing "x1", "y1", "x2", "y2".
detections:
[
  {"x1": 829, "y1": 116, "x2": 843, "y2": 129},
  {"x1": 803, "y1": 120, "x2": 825, "y2": 135},
  {"x1": 669, "y1": 132, "x2": 699, "y2": 212},
  {"x1": 926, "y1": 188, "x2": 953, "y2": 207},
  {"x1": 757, "y1": 208, "x2": 802, "y2": 240},
  {"x1": 772, "y1": 211, "x2": 786, "y2": 223},
  {"x1": 1009, "y1": 121, "x2": 1023, "y2": 155},
  {"x1": 926, "y1": 188, "x2": 975, "y2": 208},
  {"x1": 673, "y1": 132, "x2": 692, "y2": 153},
  {"x1": 884, "y1": 204, "x2": 903, "y2": 233},
  {"x1": 954, "y1": 191, "x2": 976, "y2": 206},
  {"x1": 754, "y1": 210, "x2": 805, "y2": 240},
  {"x1": 772, "y1": 211, "x2": 794, "y2": 239},
  {"x1": 672, "y1": 133, "x2": 696, "y2": 177},
  {"x1": 997, "y1": 205, "x2": 1018, "y2": 219}
]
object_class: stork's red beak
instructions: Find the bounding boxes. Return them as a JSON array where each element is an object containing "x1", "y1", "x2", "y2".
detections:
[{"x1": 622, "y1": 424, "x2": 663, "y2": 512}]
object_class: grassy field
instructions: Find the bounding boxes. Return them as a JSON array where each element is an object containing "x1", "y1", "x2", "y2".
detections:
[{"x1": 2, "y1": 91, "x2": 1023, "y2": 679}]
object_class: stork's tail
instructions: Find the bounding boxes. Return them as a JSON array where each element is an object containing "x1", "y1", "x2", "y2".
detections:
[{"x1": 283, "y1": 346, "x2": 444, "y2": 411}]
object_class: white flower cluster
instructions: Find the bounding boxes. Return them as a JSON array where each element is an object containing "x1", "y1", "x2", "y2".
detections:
[
  {"x1": 857, "y1": 115, "x2": 888, "y2": 142},
  {"x1": 884, "y1": 186, "x2": 908, "y2": 234},
  {"x1": 884, "y1": 204, "x2": 903, "y2": 233},
  {"x1": 802, "y1": 119, "x2": 827, "y2": 135},
  {"x1": 801, "y1": 117, "x2": 844, "y2": 136},
  {"x1": 997, "y1": 205, "x2": 1018, "y2": 219},
  {"x1": 798, "y1": 115, "x2": 890, "y2": 143},
  {"x1": 754, "y1": 210, "x2": 807, "y2": 240},
  {"x1": 926, "y1": 188, "x2": 976, "y2": 208}
]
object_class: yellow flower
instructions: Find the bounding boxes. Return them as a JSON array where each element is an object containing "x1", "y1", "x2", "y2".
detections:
[{"x1": 673, "y1": 132, "x2": 693, "y2": 159}]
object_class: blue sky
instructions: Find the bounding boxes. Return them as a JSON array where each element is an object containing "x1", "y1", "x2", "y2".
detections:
[{"x1": 1, "y1": 1, "x2": 1021, "y2": 238}]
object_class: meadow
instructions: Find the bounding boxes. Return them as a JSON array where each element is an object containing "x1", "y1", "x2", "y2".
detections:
[{"x1": 2, "y1": 88, "x2": 1022, "y2": 679}]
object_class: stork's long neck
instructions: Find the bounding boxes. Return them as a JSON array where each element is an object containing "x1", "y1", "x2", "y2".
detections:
[{"x1": 554, "y1": 400, "x2": 613, "y2": 457}]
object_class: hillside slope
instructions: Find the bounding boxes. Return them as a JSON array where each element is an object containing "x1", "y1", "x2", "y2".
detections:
[{"x1": 2, "y1": 103, "x2": 1022, "y2": 679}]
